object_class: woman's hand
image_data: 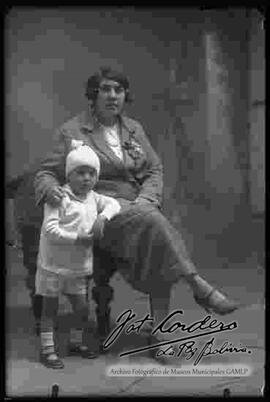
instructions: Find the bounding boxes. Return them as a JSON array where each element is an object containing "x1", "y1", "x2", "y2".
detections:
[
  {"x1": 91, "y1": 215, "x2": 108, "y2": 241},
  {"x1": 46, "y1": 186, "x2": 65, "y2": 207},
  {"x1": 76, "y1": 233, "x2": 94, "y2": 247}
]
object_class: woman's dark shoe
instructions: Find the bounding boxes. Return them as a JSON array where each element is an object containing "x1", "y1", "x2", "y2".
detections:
[
  {"x1": 68, "y1": 344, "x2": 99, "y2": 359},
  {"x1": 40, "y1": 352, "x2": 64, "y2": 369},
  {"x1": 194, "y1": 289, "x2": 238, "y2": 315}
]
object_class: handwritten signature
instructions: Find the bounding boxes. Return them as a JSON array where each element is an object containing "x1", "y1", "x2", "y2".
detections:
[{"x1": 103, "y1": 309, "x2": 251, "y2": 365}]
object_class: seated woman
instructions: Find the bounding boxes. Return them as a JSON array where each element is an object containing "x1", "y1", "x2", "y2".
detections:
[{"x1": 34, "y1": 66, "x2": 238, "y2": 349}]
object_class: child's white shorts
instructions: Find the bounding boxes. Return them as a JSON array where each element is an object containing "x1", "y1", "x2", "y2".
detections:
[{"x1": 35, "y1": 267, "x2": 90, "y2": 297}]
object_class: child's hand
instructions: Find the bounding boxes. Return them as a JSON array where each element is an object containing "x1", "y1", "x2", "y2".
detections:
[
  {"x1": 91, "y1": 215, "x2": 108, "y2": 241},
  {"x1": 76, "y1": 233, "x2": 94, "y2": 247}
]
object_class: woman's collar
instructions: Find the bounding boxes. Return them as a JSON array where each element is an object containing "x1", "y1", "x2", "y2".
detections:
[{"x1": 80, "y1": 110, "x2": 135, "y2": 134}]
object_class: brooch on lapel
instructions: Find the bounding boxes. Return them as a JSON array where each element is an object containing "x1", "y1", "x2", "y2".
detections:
[{"x1": 122, "y1": 135, "x2": 144, "y2": 164}]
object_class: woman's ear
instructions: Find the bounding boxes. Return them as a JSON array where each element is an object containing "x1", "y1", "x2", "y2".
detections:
[{"x1": 125, "y1": 90, "x2": 134, "y2": 104}]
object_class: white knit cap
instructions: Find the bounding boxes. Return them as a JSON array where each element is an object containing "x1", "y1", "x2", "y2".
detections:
[{"x1": 65, "y1": 144, "x2": 100, "y2": 178}]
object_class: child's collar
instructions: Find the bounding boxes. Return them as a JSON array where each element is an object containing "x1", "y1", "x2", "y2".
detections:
[{"x1": 63, "y1": 183, "x2": 91, "y2": 202}]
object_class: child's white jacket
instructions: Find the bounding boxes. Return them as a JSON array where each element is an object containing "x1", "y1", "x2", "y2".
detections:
[{"x1": 37, "y1": 184, "x2": 121, "y2": 277}]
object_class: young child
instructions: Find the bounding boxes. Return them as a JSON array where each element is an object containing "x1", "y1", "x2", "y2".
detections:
[{"x1": 35, "y1": 143, "x2": 121, "y2": 369}]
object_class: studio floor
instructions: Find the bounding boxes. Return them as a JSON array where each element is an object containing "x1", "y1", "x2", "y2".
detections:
[{"x1": 5, "y1": 244, "x2": 265, "y2": 397}]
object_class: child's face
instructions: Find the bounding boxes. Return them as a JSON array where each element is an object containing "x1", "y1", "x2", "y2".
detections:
[{"x1": 68, "y1": 165, "x2": 97, "y2": 196}]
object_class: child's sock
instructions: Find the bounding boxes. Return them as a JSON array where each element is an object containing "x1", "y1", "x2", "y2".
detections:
[
  {"x1": 70, "y1": 328, "x2": 83, "y2": 345},
  {"x1": 70, "y1": 328, "x2": 91, "y2": 352},
  {"x1": 40, "y1": 331, "x2": 58, "y2": 360}
]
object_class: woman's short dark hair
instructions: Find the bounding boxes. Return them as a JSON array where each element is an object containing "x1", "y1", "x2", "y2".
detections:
[{"x1": 85, "y1": 66, "x2": 133, "y2": 104}]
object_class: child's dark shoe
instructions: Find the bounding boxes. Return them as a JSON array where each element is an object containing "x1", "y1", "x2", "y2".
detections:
[
  {"x1": 68, "y1": 344, "x2": 99, "y2": 359},
  {"x1": 40, "y1": 352, "x2": 64, "y2": 369}
]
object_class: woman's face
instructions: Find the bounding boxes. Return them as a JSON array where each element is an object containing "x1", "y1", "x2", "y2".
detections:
[{"x1": 94, "y1": 78, "x2": 126, "y2": 119}]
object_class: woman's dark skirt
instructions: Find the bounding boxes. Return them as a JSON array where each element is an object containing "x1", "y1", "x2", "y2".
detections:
[{"x1": 96, "y1": 203, "x2": 197, "y2": 294}]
